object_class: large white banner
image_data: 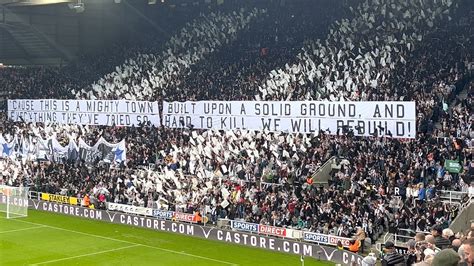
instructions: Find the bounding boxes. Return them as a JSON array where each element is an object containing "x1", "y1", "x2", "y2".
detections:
[
  {"x1": 163, "y1": 101, "x2": 416, "y2": 138},
  {"x1": 8, "y1": 99, "x2": 160, "y2": 127}
]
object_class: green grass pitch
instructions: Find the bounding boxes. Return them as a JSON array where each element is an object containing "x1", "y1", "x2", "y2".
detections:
[{"x1": 0, "y1": 210, "x2": 334, "y2": 266}]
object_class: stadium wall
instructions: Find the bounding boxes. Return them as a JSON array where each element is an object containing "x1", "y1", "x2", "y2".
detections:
[
  {"x1": 26, "y1": 199, "x2": 364, "y2": 265},
  {"x1": 449, "y1": 201, "x2": 474, "y2": 235}
]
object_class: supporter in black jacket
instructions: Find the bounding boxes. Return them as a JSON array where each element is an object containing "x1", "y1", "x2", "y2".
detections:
[
  {"x1": 382, "y1": 241, "x2": 406, "y2": 266},
  {"x1": 432, "y1": 225, "x2": 452, "y2": 249},
  {"x1": 405, "y1": 240, "x2": 417, "y2": 266}
]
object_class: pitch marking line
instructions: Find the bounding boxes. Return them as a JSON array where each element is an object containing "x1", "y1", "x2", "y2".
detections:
[
  {"x1": 0, "y1": 225, "x2": 46, "y2": 234},
  {"x1": 12, "y1": 219, "x2": 238, "y2": 266},
  {"x1": 30, "y1": 244, "x2": 141, "y2": 265}
]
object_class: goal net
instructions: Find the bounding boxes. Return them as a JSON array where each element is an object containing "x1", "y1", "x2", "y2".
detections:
[{"x1": 0, "y1": 185, "x2": 29, "y2": 219}]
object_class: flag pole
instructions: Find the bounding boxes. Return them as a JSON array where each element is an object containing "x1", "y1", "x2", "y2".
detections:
[{"x1": 301, "y1": 255, "x2": 304, "y2": 266}]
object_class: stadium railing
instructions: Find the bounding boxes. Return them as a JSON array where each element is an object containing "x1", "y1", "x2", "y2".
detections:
[
  {"x1": 439, "y1": 190, "x2": 469, "y2": 205},
  {"x1": 392, "y1": 229, "x2": 430, "y2": 246}
]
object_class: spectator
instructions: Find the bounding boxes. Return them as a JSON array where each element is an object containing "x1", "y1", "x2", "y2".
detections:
[
  {"x1": 382, "y1": 241, "x2": 405, "y2": 266},
  {"x1": 425, "y1": 235, "x2": 441, "y2": 253},
  {"x1": 415, "y1": 233, "x2": 426, "y2": 243},
  {"x1": 432, "y1": 225, "x2": 451, "y2": 250},
  {"x1": 432, "y1": 249, "x2": 460, "y2": 266},
  {"x1": 406, "y1": 240, "x2": 418, "y2": 265},
  {"x1": 362, "y1": 253, "x2": 377, "y2": 266},
  {"x1": 355, "y1": 227, "x2": 367, "y2": 253},
  {"x1": 453, "y1": 238, "x2": 463, "y2": 252},
  {"x1": 458, "y1": 245, "x2": 468, "y2": 266},
  {"x1": 461, "y1": 238, "x2": 474, "y2": 266},
  {"x1": 443, "y1": 228, "x2": 456, "y2": 244}
]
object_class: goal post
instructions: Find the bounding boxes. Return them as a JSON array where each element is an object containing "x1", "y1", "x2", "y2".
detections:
[{"x1": 0, "y1": 185, "x2": 29, "y2": 219}]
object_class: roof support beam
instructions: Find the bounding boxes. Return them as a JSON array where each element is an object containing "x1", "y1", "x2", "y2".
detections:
[
  {"x1": 0, "y1": 24, "x2": 32, "y2": 64},
  {"x1": 1, "y1": 5, "x2": 75, "y2": 62}
]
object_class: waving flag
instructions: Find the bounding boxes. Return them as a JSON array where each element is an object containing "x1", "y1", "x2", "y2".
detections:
[{"x1": 0, "y1": 135, "x2": 17, "y2": 158}]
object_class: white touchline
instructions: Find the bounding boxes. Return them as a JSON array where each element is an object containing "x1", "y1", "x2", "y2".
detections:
[
  {"x1": 30, "y1": 244, "x2": 141, "y2": 265},
  {"x1": 12, "y1": 219, "x2": 238, "y2": 266},
  {"x1": 0, "y1": 225, "x2": 46, "y2": 234}
]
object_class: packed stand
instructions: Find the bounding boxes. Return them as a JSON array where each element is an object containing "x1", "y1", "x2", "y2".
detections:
[
  {"x1": 0, "y1": 0, "x2": 473, "y2": 253},
  {"x1": 78, "y1": 8, "x2": 265, "y2": 101},
  {"x1": 163, "y1": 0, "x2": 348, "y2": 101}
]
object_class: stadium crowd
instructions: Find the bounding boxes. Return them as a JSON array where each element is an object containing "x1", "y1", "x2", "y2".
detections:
[
  {"x1": 0, "y1": 0, "x2": 473, "y2": 264},
  {"x1": 371, "y1": 224, "x2": 474, "y2": 266}
]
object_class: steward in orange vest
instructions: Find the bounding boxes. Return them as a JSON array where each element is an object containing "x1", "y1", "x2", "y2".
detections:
[{"x1": 348, "y1": 239, "x2": 360, "y2": 253}]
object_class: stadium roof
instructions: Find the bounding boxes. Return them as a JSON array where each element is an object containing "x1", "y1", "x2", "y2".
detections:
[
  {"x1": 0, "y1": 2, "x2": 74, "y2": 65},
  {"x1": 0, "y1": 0, "x2": 72, "y2": 5},
  {"x1": 0, "y1": 0, "x2": 202, "y2": 66}
]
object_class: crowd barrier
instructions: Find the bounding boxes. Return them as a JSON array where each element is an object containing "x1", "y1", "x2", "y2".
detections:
[
  {"x1": 228, "y1": 220, "x2": 353, "y2": 248},
  {"x1": 28, "y1": 193, "x2": 355, "y2": 249},
  {"x1": 107, "y1": 202, "x2": 199, "y2": 223},
  {"x1": 104, "y1": 202, "x2": 353, "y2": 248},
  {"x1": 23, "y1": 199, "x2": 364, "y2": 265}
]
